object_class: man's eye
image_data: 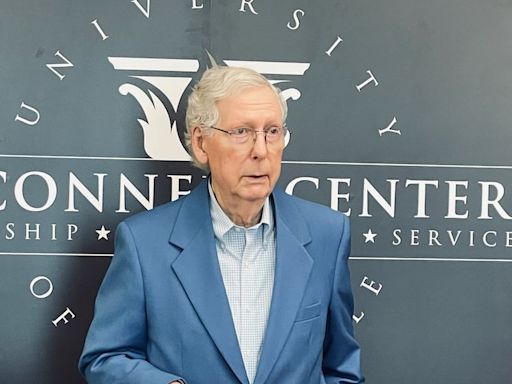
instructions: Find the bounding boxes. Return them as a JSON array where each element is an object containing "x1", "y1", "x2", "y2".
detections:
[
  {"x1": 267, "y1": 127, "x2": 280, "y2": 135},
  {"x1": 232, "y1": 127, "x2": 250, "y2": 136}
]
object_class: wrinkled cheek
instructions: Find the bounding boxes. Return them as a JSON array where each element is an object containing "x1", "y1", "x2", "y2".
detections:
[{"x1": 271, "y1": 169, "x2": 282, "y2": 187}]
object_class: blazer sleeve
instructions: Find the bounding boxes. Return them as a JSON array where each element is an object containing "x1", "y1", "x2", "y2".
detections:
[
  {"x1": 78, "y1": 221, "x2": 185, "y2": 384},
  {"x1": 322, "y1": 216, "x2": 365, "y2": 383}
]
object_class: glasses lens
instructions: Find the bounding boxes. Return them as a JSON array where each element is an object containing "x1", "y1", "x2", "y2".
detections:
[
  {"x1": 226, "y1": 126, "x2": 287, "y2": 144},
  {"x1": 229, "y1": 127, "x2": 250, "y2": 143},
  {"x1": 266, "y1": 126, "x2": 287, "y2": 143},
  {"x1": 266, "y1": 127, "x2": 279, "y2": 142}
]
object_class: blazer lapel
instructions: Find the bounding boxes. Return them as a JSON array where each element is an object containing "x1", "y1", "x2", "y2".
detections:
[
  {"x1": 254, "y1": 188, "x2": 313, "y2": 384},
  {"x1": 169, "y1": 181, "x2": 248, "y2": 384}
]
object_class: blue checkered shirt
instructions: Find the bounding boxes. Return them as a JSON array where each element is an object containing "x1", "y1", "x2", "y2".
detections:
[{"x1": 208, "y1": 182, "x2": 276, "y2": 384}]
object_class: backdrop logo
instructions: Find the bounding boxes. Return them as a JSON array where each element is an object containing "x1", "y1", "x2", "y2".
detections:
[{"x1": 108, "y1": 57, "x2": 310, "y2": 160}]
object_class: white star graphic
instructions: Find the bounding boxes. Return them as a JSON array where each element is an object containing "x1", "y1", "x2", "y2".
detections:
[
  {"x1": 96, "y1": 225, "x2": 111, "y2": 241},
  {"x1": 363, "y1": 229, "x2": 377, "y2": 243}
]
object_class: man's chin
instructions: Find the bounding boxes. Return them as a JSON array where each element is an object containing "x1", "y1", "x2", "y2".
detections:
[{"x1": 239, "y1": 186, "x2": 272, "y2": 202}]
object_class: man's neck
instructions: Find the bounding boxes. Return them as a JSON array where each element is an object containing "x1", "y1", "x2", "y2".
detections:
[
  {"x1": 221, "y1": 203, "x2": 263, "y2": 228},
  {"x1": 211, "y1": 188, "x2": 265, "y2": 228}
]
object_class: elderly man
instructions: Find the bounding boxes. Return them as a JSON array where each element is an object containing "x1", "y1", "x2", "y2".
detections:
[{"x1": 79, "y1": 66, "x2": 364, "y2": 384}]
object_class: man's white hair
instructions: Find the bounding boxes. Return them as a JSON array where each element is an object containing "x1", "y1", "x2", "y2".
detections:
[{"x1": 185, "y1": 65, "x2": 288, "y2": 171}]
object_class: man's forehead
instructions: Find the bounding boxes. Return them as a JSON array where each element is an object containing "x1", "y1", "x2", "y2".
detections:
[
  {"x1": 218, "y1": 86, "x2": 282, "y2": 111},
  {"x1": 216, "y1": 86, "x2": 283, "y2": 120},
  {"x1": 216, "y1": 84, "x2": 276, "y2": 102}
]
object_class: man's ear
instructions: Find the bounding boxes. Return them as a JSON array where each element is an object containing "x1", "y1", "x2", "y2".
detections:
[{"x1": 191, "y1": 126, "x2": 208, "y2": 165}]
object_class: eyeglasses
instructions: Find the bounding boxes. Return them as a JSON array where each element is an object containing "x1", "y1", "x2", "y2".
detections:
[{"x1": 205, "y1": 125, "x2": 289, "y2": 145}]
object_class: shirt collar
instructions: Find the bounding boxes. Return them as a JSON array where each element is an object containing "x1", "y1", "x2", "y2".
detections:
[{"x1": 208, "y1": 179, "x2": 274, "y2": 241}]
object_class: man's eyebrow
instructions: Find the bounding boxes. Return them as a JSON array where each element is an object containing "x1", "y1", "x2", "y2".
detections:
[{"x1": 233, "y1": 120, "x2": 282, "y2": 127}]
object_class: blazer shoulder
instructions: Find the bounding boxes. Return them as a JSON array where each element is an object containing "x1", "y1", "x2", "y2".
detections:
[
  {"x1": 276, "y1": 189, "x2": 347, "y2": 222},
  {"x1": 121, "y1": 196, "x2": 185, "y2": 233},
  {"x1": 119, "y1": 179, "x2": 210, "y2": 238},
  {"x1": 274, "y1": 188, "x2": 349, "y2": 239}
]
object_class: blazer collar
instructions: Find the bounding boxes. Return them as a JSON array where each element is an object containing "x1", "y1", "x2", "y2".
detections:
[{"x1": 271, "y1": 186, "x2": 312, "y2": 245}]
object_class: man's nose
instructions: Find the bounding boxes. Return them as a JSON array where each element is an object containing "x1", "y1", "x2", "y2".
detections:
[{"x1": 250, "y1": 131, "x2": 268, "y2": 158}]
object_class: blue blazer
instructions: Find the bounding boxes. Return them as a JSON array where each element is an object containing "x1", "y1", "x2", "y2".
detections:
[{"x1": 79, "y1": 180, "x2": 364, "y2": 384}]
